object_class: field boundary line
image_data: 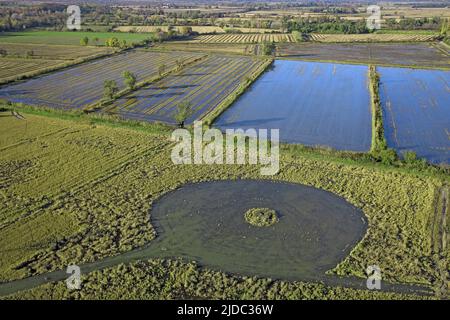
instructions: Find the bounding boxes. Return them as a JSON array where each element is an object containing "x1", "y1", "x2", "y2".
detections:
[
  {"x1": 201, "y1": 57, "x2": 274, "y2": 126},
  {"x1": 368, "y1": 65, "x2": 386, "y2": 154},
  {"x1": 276, "y1": 56, "x2": 450, "y2": 71}
]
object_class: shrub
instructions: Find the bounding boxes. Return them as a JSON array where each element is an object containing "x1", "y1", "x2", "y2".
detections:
[
  {"x1": 103, "y1": 80, "x2": 118, "y2": 100},
  {"x1": 380, "y1": 148, "x2": 397, "y2": 165},
  {"x1": 122, "y1": 71, "x2": 137, "y2": 90},
  {"x1": 80, "y1": 36, "x2": 89, "y2": 46},
  {"x1": 244, "y1": 208, "x2": 279, "y2": 227}
]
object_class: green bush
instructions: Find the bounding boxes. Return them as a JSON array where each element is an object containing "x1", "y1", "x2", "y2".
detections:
[{"x1": 244, "y1": 208, "x2": 279, "y2": 227}]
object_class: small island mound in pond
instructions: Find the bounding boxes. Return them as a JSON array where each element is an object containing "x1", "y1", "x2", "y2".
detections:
[{"x1": 245, "y1": 208, "x2": 279, "y2": 227}]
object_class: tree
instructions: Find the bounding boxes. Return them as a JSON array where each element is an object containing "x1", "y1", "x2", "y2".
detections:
[
  {"x1": 103, "y1": 80, "x2": 118, "y2": 100},
  {"x1": 179, "y1": 26, "x2": 192, "y2": 36},
  {"x1": 403, "y1": 151, "x2": 417, "y2": 164},
  {"x1": 80, "y1": 36, "x2": 89, "y2": 46},
  {"x1": 174, "y1": 101, "x2": 194, "y2": 128},
  {"x1": 379, "y1": 148, "x2": 397, "y2": 165},
  {"x1": 105, "y1": 37, "x2": 120, "y2": 47},
  {"x1": 175, "y1": 59, "x2": 183, "y2": 71},
  {"x1": 292, "y1": 30, "x2": 304, "y2": 42},
  {"x1": 261, "y1": 41, "x2": 275, "y2": 56},
  {"x1": 440, "y1": 18, "x2": 449, "y2": 36},
  {"x1": 122, "y1": 71, "x2": 137, "y2": 90},
  {"x1": 158, "y1": 63, "x2": 166, "y2": 77}
]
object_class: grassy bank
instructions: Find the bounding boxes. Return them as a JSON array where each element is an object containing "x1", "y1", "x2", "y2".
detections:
[{"x1": 369, "y1": 65, "x2": 385, "y2": 154}]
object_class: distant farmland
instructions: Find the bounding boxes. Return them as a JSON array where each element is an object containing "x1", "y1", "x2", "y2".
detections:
[
  {"x1": 0, "y1": 43, "x2": 113, "y2": 60},
  {"x1": 0, "y1": 43, "x2": 114, "y2": 83},
  {"x1": 0, "y1": 58, "x2": 66, "y2": 83},
  {"x1": 0, "y1": 50, "x2": 204, "y2": 110},
  {"x1": 115, "y1": 25, "x2": 279, "y2": 34},
  {"x1": 215, "y1": 60, "x2": 372, "y2": 152},
  {"x1": 190, "y1": 33, "x2": 295, "y2": 43},
  {"x1": 0, "y1": 31, "x2": 153, "y2": 46},
  {"x1": 108, "y1": 55, "x2": 269, "y2": 124},
  {"x1": 379, "y1": 67, "x2": 450, "y2": 164},
  {"x1": 308, "y1": 33, "x2": 439, "y2": 43}
]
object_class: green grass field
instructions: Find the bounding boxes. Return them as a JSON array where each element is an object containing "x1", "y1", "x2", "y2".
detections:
[
  {"x1": 0, "y1": 31, "x2": 153, "y2": 46},
  {"x1": 0, "y1": 108, "x2": 448, "y2": 299}
]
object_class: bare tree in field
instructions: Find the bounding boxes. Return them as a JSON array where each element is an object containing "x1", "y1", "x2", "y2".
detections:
[
  {"x1": 174, "y1": 101, "x2": 194, "y2": 128},
  {"x1": 158, "y1": 63, "x2": 166, "y2": 77}
]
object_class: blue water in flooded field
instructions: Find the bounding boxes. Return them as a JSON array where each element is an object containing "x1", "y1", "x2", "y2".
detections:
[
  {"x1": 379, "y1": 67, "x2": 450, "y2": 164},
  {"x1": 215, "y1": 60, "x2": 372, "y2": 152}
]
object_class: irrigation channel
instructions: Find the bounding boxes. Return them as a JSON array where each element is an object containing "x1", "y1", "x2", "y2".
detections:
[{"x1": 0, "y1": 180, "x2": 432, "y2": 297}]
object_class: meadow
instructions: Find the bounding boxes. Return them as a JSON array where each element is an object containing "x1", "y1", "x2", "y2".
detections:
[
  {"x1": 0, "y1": 50, "x2": 204, "y2": 110},
  {"x1": 107, "y1": 55, "x2": 270, "y2": 124},
  {"x1": 0, "y1": 110, "x2": 447, "y2": 298},
  {"x1": 0, "y1": 43, "x2": 113, "y2": 60},
  {"x1": 378, "y1": 67, "x2": 450, "y2": 164},
  {"x1": 0, "y1": 31, "x2": 153, "y2": 46},
  {"x1": 215, "y1": 60, "x2": 372, "y2": 151}
]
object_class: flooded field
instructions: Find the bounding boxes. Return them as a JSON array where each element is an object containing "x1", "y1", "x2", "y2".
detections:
[
  {"x1": 215, "y1": 60, "x2": 372, "y2": 151},
  {"x1": 379, "y1": 67, "x2": 450, "y2": 164},
  {"x1": 278, "y1": 43, "x2": 449, "y2": 69},
  {"x1": 108, "y1": 55, "x2": 267, "y2": 124},
  {"x1": 0, "y1": 50, "x2": 203, "y2": 109}
]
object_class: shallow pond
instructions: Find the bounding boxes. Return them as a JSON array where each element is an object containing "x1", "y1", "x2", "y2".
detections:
[
  {"x1": 0, "y1": 180, "x2": 432, "y2": 296},
  {"x1": 215, "y1": 60, "x2": 372, "y2": 152}
]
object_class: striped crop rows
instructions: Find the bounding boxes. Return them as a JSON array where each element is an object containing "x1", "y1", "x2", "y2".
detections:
[
  {"x1": 190, "y1": 33, "x2": 295, "y2": 43},
  {"x1": 0, "y1": 43, "x2": 113, "y2": 60},
  {"x1": 308, "y1": 33, "x2": 439, "y2": 42},
  {"x1": 0, "y1": 50, "x2": 204, "y2": 109},
  {"x1": 108, "y1": 55, "x2": 267, "y2": 124},
  {"x1": 0, "y1": 58, "x2": 65, "y2": 82}
]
